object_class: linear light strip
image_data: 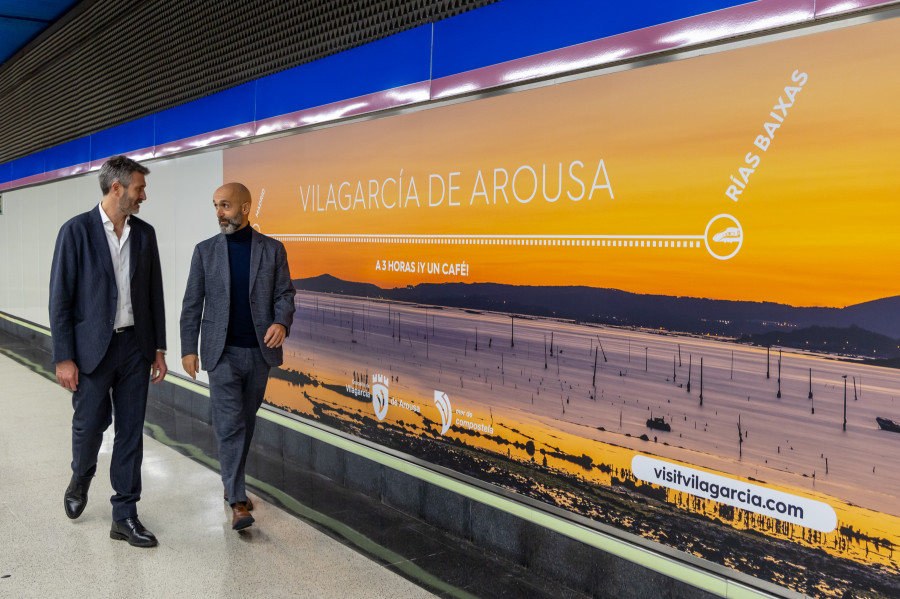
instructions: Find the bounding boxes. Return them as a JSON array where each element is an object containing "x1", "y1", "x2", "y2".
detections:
[{"x1": 0, "y1": 312, "x2": 51, "y2": 334}]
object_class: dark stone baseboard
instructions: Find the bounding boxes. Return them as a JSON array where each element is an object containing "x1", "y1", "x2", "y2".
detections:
[{"x1": 0, "y1": 310, "x2": 727, "y2": 599}]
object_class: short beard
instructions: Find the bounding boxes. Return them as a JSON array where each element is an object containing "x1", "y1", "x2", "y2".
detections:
[
  {"x1": 219, "y1": 217, "x2": 243, "y2": 234},
  {"x1": 118, "y1": 190, "x2": 138, "y2": 216}
]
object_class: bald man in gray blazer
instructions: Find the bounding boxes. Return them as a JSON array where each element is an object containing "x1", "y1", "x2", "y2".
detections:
[{"x1": 180, "y1": 182, "x2": 295, "y2": 531}]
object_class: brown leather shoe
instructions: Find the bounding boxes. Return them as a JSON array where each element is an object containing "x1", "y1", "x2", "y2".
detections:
[
  {"x1": 223, "y1": 491, "x2": 253, "y2": 511},
  {"x1": 231, "y1": 502, "x2": 254, "y2": 530}
]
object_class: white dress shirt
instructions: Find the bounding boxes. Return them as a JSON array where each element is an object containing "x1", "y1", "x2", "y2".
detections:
[{"x1": 99, "y1": 202, "x2": 134, "y2": 329}]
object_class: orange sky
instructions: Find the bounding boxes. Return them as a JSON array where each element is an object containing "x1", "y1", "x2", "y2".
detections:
[{"x1": 226, "y1": 17, "x2": 900, "y2": 308}]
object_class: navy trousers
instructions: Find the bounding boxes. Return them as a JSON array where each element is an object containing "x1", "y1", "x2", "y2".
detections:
[
  {"x1": 208, "y1": 345, "x2": 269, "y2": 505},
  {"x1": 70, "y1": 329, "x2": 150, "y2": 521}
]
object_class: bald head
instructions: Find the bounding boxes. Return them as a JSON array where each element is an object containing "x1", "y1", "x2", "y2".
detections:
[
  {"x1": 213, "y1": 182, "x2": 252, "y2": 234},
  {"x1": 215, "y1": 182, "x2": 252, "y2": 206}
]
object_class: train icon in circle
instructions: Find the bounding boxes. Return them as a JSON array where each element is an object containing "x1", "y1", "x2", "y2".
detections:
[
  {"x1": 712, "y1": 227, "x2": 741, "y2": 243},
  {"x1": 704, "y1": 214, "x2": 743, "y2": 260}
]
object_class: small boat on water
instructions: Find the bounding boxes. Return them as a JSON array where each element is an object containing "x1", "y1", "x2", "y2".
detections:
[
  {"x1": 646, "y1": 417, "x2": 671, "y2": 432},
  {"x1": 876, "y1": 417, "x2": 900, "y2": 433}
]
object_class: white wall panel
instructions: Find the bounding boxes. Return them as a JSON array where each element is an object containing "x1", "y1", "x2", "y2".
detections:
[
  {"x1": 1, "y1": 188, "x2": 28, "y2": 321},
  {"x1": 140, "y1": 151, "x2": 222, "y2": 383},
  {"x1": 0, "y1": 150, "x2": 224, "y2": 384},
  {"x1": 0, "y1": 192, "x2": 10, "y2": 310},
  {"x1": 20, "y1": 187, "x2": 41, "y2": 324}
]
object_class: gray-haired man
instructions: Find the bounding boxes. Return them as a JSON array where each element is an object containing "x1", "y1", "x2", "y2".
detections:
[{"x1": 50, "y1": 155, "x2": 167, "y2": 547}]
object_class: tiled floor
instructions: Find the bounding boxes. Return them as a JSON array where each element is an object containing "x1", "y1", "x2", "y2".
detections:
[
  {"x1": 0, "y1": 331, "x2": 588, "y2": 599},
  {"x1": 0, "y1": 351, "x2": 440, "y2": 599}
]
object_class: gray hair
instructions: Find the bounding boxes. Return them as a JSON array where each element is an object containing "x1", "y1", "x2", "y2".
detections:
[{"x1": 98, "y1": 155, "x2": 150, "y2": 195}]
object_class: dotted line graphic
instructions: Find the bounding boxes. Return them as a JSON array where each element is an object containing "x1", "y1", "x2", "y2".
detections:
[
  {"x1": 270, "y1": 234, "x2": 706, "y2": 249},
  {"x1": 268, "y1": 215, "x2": 743, "y2": 259}
]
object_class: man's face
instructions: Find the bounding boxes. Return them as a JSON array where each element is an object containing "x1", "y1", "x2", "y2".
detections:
[
  {"x1": 214, "y1": 192, "x2": 248, "y2": 234},
  {"x1": 116, "y1": 172, "x2": 146, "y2": 216}
]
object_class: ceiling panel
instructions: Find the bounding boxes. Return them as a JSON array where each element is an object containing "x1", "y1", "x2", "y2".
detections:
[{"x1": 0, "y1": 0, "x2": 81, "y2": 65}]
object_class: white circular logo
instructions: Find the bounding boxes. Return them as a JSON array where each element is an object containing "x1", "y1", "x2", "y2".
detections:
[{"x1": 704, "y1": 214, "x2": 743, "y2": 260}]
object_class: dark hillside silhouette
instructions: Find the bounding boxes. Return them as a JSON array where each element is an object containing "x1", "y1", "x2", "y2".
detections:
[{"x1": 293, "y1": 275, "x2": 900, "y2": 356}]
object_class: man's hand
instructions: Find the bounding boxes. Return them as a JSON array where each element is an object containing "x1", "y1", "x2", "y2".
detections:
[
  {"x1": 263, "y1": 323, "x2": 287, "y2": 348},
  {"x1": 151, "y1": 351, "x2": 167, "y2": 383},
  {"x1": 182, "y1": 354, "x2": 199, "y2": 380},
  {"x1": 56, "y1": 359, "x2": 79, "y2": 391}
]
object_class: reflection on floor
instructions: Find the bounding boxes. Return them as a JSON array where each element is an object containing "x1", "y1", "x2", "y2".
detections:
[{"x1": 0, "y1": 329, "x2": 588, "y2": 599}]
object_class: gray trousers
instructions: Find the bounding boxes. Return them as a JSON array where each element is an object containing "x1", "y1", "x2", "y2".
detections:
[{"x1": 208, "y1": 345, "x2": 269, "y2": 505}]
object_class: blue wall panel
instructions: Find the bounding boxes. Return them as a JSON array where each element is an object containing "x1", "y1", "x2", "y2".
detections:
[
  {"x1": 431, "y1": 0, "x2": 752, "y2": 79},
  {"x1": 255, "y1": 25, "x2": 432, "y2": 121},
  {"x1": 155, "y1": 82, "x2": 256, "y2": 144},
  {"x1": 44, "y1": 136, "x2": 91, "y2": 171},
  {"x1": 89, "y1": 114, "x2": 156, "y2": 161},
  {"x1": 9, "y1": 151, "x2": 45, "y2": 180}
]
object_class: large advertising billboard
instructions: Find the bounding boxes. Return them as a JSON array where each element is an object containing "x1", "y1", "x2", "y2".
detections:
[{"x1": 225, "y1": 15, "x2": 900, "y2": 597}]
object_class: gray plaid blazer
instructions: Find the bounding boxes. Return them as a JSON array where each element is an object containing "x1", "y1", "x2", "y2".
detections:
[{"x1": 179, "y1": 228, "x2": 295, "y2": 370}]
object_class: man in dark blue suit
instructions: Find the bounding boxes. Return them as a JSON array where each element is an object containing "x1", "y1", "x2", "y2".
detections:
[
  {"x1": 49, "y1": 155, "x2": 167, "y2": 547},
  {"x1": 180, "y1": 182, "x2": 295, "y2": 531}
]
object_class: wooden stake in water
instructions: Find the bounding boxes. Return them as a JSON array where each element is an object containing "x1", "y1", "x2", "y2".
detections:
[
  {"x1": 842, "y1": 375, "x2": 848, "y2": 431},
  {"x1": 544, "y1": 334, "x2": 548, "y2": 369},
  {"x1": 810, "y1": 369, "x2": 815, "y2": 413},
  {"x1": 687, "y1": 355, "x2": 692, "y2": 393},
  {"x1": 699, "y1": 357, "x2": 704, "y2": 405},
  {"x1": 777, "y1": 349, "x2": 782, "y2": 399},
  {"x1": 596, "y1": 336, "x2": 607, "y2": 362}
]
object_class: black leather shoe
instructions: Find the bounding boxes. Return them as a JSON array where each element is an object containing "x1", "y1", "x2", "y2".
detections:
[
  {"x1": 64, "y1": 475, "x2": 91, "y2": 519},
  {"x1": 110, "y1": 517, "x2": 158, "y2": 547}
]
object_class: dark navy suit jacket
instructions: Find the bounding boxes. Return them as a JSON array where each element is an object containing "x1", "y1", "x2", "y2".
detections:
[
  {"x1": 49, "y1": 205, "x2": 166, "y2": 374},
  {"x1": 180, "y1": 229, "x2": 295, "y2": 370}
]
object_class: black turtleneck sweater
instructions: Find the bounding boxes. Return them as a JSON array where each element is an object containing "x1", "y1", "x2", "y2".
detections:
[{"x1": 225, "y1": 225, "x2": 258, "y2": 348}]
